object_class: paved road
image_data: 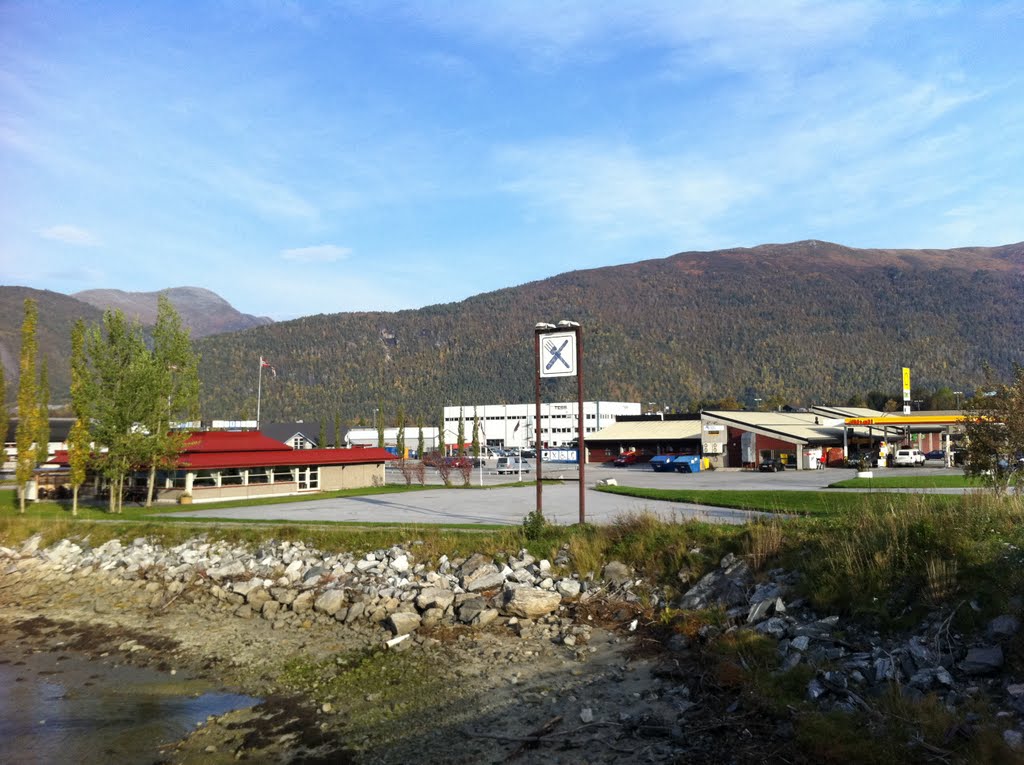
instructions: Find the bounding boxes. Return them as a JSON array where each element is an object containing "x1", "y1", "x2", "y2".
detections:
[{"x1": 165, "y1": 463, "x2": 968, "y2": 527}]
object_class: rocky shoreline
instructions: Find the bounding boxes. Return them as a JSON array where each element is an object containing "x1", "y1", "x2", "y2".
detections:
[{"x1": 2, "y1": 534, "x2": 1023, "y2": 763}]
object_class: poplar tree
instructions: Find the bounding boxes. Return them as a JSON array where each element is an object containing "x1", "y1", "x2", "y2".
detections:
[
  {"x1": 416, "y1": 416, "x2": 425, "y2": 460},
  {"x1": 437, "y1": 418, "x2": 446, "y2": 457},
  {"x1": 36, "y1": 360, "x2": 50, "y2": 466},
  {"x1": 143, "y1": 295, "x2": 200, "y2": 506},
  {"x1": 396, "y1": 404, "x2": 406, "y2": 458},
  {"x1": 457, "y1": 407, "x2": 466, "y2": 456},
  {"x1": 334, "y1": 412, "x2": 342, "y2": 448},
  {"x1": 67, "y1": 320, "x2": 91, "y2": 516},
  {"x1": 471, "y1": 410, "x2": 481, "y2": 459},
  {"x1": 86, "y1": 310, "x2": 154, "y2": 513},
  {"x1": 15, "y1": 299, "x2": 40, "y2": 513},
  {"x1": 376, "y1": 400, "x2": 385, "y2": 448}
]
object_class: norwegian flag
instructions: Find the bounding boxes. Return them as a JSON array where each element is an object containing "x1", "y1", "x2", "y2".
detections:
[{"x1": 260, "y1": 356, "x2": 276, "y2": 377}]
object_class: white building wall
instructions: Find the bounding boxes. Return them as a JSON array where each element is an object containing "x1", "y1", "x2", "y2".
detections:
[
  {"x1": 346, "y1": 426, "x2": 440, "y2": 452},
  {"x1": 442, "y1": 402, "x2": 641, "y2": 449}
]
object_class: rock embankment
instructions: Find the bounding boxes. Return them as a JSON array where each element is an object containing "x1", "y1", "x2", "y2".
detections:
[{"x1": 2, "y1": 535, "x2": 1023, "y2": 762}]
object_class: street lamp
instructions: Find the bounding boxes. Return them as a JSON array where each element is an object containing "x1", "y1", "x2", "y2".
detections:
[{"x1": 954, "y1": 391, "x2": 963, "y2": 409}]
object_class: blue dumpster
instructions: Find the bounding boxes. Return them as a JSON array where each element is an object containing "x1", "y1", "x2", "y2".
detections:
[
  {"x1": 672, "y1": 455, "x2": 701, "y2": 473},
  {"x1": 649, "y1": 455, "x2": 676, "y2": 472}
]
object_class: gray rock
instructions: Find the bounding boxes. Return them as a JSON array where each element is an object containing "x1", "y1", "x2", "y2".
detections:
[
  {"x1": 388, "y1": 611, "x2": 422, "y2": 636},
  {"x1": 473, "y1": 608, "x2": 499, "y2": 627},
  {"x1": 314, "y1": 589, "x2": 347, "y2": 616},
  {"x1": 271, "y1": 587, "x2": 297, "y2": 605},
  {"x1": 747, "y1": 599, "x2": 775, "y2": 624},
  {"x1": 457, "y1": 597, "x2": 487, "y2": 624},
  {"x1": 754, "y1": 617, "x2": 789, "y2": 640},
  {"x1": 291, "y1": 590, "x2": 315, "y2": 614},
  {"x1": 208, "y1": 561, "x2": 246, "y2": 580},
  {"x1": 556, "y1": 579, "x2": 581, "y2": 598},
  {"x1": 960, "y1": 645, "x2": 1004, "y2": 675},
  {"x1": 677, "y1": 555, "x2": 751, "y2": 610},
  {"x1": 987, "y1": 615, "x2": 1021, "y2": 641},
  {"x1": 602, "y1": 561, "x2": 633, "y2": 586},
  {"x1": 807, "y1": 678, "x2": 828, "y2": 701},
  {"x1": 462, "y1": 564, "x2": 506, "y2": 592},
  {"x1": 1004, "y1": 730, "x2": 1024, "y2": 752},
  {"x1": 416, "y1": 586, "x2": 455, "y2": 612},
  {"x1": 247, "y1": 588, "x2": 271, "y2": 608},
  {"x1": 503, "y1": 587, "x2": 562, "y2": 619}
]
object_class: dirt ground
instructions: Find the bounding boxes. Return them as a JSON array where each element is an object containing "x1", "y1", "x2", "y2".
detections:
[{"x1": 0, "y1": 566, "x2": 792, "y2": 765}]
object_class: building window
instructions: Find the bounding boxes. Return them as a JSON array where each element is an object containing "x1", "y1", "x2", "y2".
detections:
[
  {"x1": 222, "y1": 468, "x2": 243, "y2": 486},
  {"x1": 248, "y1": 467, "x2": 270, "y2": 484},
  {"x1": 193, "y1": 470, "x2": 216, "y2": 488},
  {"x1": 273, "y1": 466, "x2": 295, "y2": 482},
  {"x1": 298, "y1": 466, "x2": 319, "y2": 490}
]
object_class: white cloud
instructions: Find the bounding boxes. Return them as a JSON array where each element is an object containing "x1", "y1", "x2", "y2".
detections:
[
  {"x1": 39, "y1": 224, "x2": 101, "y2": 246},
  {"x1": 498, "y1": 140, "x2": 754, "y2": 241},
  {"x1": 280, "y1": 244, "x2": 352, "y2": 263},
  {"x1": 404, "y1": 0, "x2": 883, "y2": 70}
]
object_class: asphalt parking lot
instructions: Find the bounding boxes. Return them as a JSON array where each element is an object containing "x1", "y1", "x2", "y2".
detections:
[{"x1": 166, "y1": 462, "x2": 968, "y2": 528}]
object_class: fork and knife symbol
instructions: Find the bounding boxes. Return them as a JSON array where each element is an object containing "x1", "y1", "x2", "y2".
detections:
[{"x1": 545, "y1": 339, "x2": 570, "y2": 370}]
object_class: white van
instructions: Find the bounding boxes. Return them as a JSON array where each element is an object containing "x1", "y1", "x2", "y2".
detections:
[
  {"x1": 496, "y1": 456, "x2": 531, "y2": 474},
  {"x1": 893, "y1": 448, "x2": 926, "y2": 467}
]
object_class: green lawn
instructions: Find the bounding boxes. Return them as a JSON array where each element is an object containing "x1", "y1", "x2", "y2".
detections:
[
  {"x1": 828, "y1": 475, "x2": 980, "y2": 489},
  {"x1": 594, "y1": 484, "x2": 964, "y2": 516}
]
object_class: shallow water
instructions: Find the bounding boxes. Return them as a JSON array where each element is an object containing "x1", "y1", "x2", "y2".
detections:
[{"x1": 0, "y1": 650, "x2": 257, "y2": 765}]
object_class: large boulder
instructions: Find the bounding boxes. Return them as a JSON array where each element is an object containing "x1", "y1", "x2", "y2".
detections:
[
  {"x1": 314, "y1": 589, "x2": 347, "y2": 616},
  {"x1": 388, "y1": 612, "x2": 422, "y2": 636},
  {"x1": 503, "y1": 587, "x2": 562, "y2": 619}
]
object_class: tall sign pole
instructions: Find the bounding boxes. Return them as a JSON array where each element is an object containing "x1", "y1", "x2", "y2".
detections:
[
  {"x1": 536, "y1": 321, "x2": 585, "y2": 524},
  {"x1": 534, "y1": 325, "x2": 550, "y2": 516},
  {"x1": 575, "y1": 323, "x2": 585, "y2": 525}
]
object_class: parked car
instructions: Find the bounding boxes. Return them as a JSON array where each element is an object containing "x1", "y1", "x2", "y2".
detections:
[
  {"x1": 495, "y1": 456, "x2": 531, "y2": 474},
  {"x1": 613, "y1": 452, "x2": 641, "y2": 467},
  {"x1": 924, "y1": 449, "x2": 946, "y2": 461},
  {"x1": 421, "y1": 451, "x2": 444, "y2": 467},
  {"x1": 758, "y1": 458, "x2": 784, "y2": 472},
  {"x1": 893, "y1": 448, "x2": 926, "y2": 467}
]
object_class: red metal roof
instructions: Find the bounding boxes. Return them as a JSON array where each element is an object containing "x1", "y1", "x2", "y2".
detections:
[
  {"x1": 181, "y1": 447, "x2": 396, "y2": 470},
  {"x1": 178, "y1": 431, "x2": 395, "y2": 470},
  {"x1": 184, "y1": 430, "x2": 291, "y2": 453}
]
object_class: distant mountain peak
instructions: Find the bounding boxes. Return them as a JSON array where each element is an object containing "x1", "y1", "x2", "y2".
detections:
[{"x1": 71, "y1": 286, "x2": 273, "y2": 338}]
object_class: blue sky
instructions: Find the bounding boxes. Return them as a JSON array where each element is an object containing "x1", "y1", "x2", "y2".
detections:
[{"x1": 2, "y1": 1, "x2": 1022, "y2": 321}]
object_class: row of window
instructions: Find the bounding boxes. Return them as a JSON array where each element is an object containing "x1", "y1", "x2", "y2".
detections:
[{"x1": 162, "y1": 466, "x2": 320, "y2": 491}]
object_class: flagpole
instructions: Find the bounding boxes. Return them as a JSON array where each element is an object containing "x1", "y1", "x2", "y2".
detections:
[{"x1": 256, "y1": 357, "x2": 263, "y2": 430}]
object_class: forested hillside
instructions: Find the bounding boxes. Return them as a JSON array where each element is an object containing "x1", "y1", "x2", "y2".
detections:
[
  {"x1": 0, "y1": 287, "x2": 105, "y2": 405},
  {"x1": 191, "y1": 240, "x2": 1024, "y2": 426}
]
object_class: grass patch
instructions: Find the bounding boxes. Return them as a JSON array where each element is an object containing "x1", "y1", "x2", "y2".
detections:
[
  {"x1": 829, "y1": 475, "x2": 981, "y2": 489},
  {"x1": 595, "y1": 484, "x2": 963, "y2": 516}
]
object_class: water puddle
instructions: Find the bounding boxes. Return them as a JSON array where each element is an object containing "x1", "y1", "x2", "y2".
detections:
[{"x1": 0, "y1": 649, "x2": 258, "y2": 764}]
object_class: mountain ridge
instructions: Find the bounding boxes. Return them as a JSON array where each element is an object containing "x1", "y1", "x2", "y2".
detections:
[
  {"x1": 71, "y1": 286, "x2": 273, "y2": 337},
  {"x1": 3, "y1": 240, "x2": 1022, "y2": 422}
]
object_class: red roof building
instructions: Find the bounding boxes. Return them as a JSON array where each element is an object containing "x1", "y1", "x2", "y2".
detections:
[{"x1": 167, "y1": 431, "x2": 396, "y2": 504}]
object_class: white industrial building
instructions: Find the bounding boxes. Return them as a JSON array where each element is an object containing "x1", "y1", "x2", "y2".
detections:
[{"x1": 443, "y1": 402, "x2": 641, "y2": 450}]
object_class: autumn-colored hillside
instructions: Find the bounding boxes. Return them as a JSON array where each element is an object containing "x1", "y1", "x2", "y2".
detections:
[{"x1": 191, "y1": 240, "x2": 1024, "y2": 426}]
